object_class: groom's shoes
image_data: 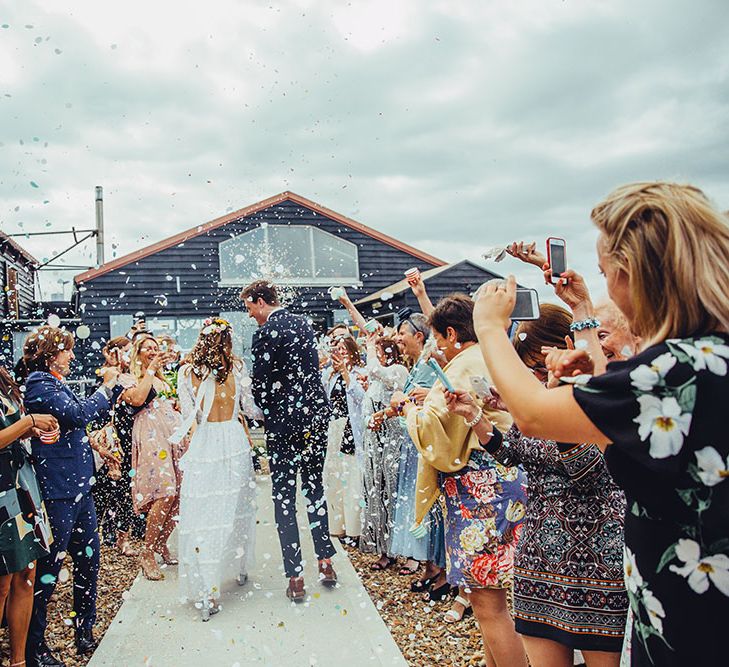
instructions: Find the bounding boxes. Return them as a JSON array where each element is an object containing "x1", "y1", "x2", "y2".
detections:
[
  {"x1": 318, "y1": 560, "x2": 338, "y2": 588},
  {"x1": 286, "y1": 576, "x2": 306, "y2": 603}
]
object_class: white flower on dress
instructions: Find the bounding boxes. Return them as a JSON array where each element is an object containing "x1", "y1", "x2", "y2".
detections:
[
  {"x1": 642, "y1": 588, "x2": 666, "y2": 634},
  {"x1": 669, "y1": 538, "x2": 729, "y2": 597},
  {"x1": 459, "y1": 524, "x2": 486, "y2": 555},
  {"x1": 695, "y1": 446, "x2": 729, "y2": 487},
  {"x1": 677, "y1": 339, "x2": 729, "y2": 375},
  {"x1": 629, "y1": 352, "x2": 677, "y2": 391},
  {"x1": 624, "y1": 546, "x2": 644, "y2": 594},
  {"x1": 633, "y1": 395, "x2": 691, "y2": 459}
]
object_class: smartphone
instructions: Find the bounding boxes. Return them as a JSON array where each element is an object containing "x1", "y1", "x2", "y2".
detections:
[
  {"x1": 547, "y1": 237, "x2": 567, "y2": 284},
  {"x1": 469, "y1": 376, "x2": 493, "y2": 400},
  {"x1": 511, "y1": 288, "x2": 540, "y2": 321},
  {"x1": 427, "y1": 358, "x2": 455, "y2": 393},
  {"x1": 110, "y1": 348, "x2": 121, "y2": 366}
]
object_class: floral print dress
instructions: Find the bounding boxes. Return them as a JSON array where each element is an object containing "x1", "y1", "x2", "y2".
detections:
[
  {"x1": 573, "y1": 334, "x2": 729, "y2": 666},
  {"x1": 440, "y1": 449, "x2": 527, "y2": 589}
]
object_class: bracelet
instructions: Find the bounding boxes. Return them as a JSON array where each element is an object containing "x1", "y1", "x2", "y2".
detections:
[
  {"x1": 463, "y1": 406, "x2": 483, "y2": 428},
  {"x1": 30, "y1": 414, "x2": 36, "y2": 428},
  {"x1": 570, "y1": 317, "x2": 601, "y2": 332}
]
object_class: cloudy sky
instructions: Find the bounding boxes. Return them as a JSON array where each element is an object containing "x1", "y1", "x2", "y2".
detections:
[{"x1": 2, "y1": 0, "x2": 728, "y2": 303}]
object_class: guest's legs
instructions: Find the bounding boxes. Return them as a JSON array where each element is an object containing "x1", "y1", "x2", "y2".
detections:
[
  {"x1": 521, "y1": 636, "x2": 573, "y2": 667},
  {"x1": 140, "y1": 496, "x2": 175, "y2": 578},
  {"x1": 155, "y1": 496, "x2": 179, "y2": 557},
  {"x1": 5, "y1": 566, "x2": 36, "y2": 664},
  {"x1": 469, "y1": 587, "x2": 528, "y2": 667},
  {"x1": 582, "y1": 650, "x2": 621, "y2": 667}
]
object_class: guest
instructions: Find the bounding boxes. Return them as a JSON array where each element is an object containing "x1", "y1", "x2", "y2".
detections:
[
  {"x1": 173, "y1": 319, "x2": 261, "y2": 621},
  {"x1": 392, "y1": 295, "x2": 528, "y2": 667},
  {"x1": 360, "y1": 334, "x2": 409, "y2": 569},
  {"x1": 474, "y1": 182, "x2": 729, "y2": 666},
  {"x1": 322, "y1": 335, "x2": 366, "y2": 541},
  {"x1": 91, "y1": 336, "x2": 138, "y2": 556},
  {"x1": 0, "y1": 366, "x2": 55, "y2": 667},
  {"x1": 22, "y1": 326, "x2": 122, "y2": 666},
  {"x1": 449, "y1": 304, "x2": 628, "y2": 666},
  {"x1": 120, "y1": 335, "x2": 182, "y2": 581}
]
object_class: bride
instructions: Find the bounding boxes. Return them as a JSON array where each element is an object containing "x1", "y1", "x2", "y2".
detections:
[{"x1": 171, "y1": 318, "x2": 262, "y2": 621}]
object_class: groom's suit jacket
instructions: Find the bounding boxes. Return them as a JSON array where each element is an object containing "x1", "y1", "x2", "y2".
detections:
[{"x1": 251, "y1": 309, "x2": 331, "y2": 436}]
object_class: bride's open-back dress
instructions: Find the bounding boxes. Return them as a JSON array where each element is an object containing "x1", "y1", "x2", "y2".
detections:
[{"x1": 173, "y1": 360, "x2": 262, "y2": 607}]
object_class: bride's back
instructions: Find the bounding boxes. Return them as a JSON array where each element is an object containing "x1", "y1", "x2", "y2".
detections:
[{"x1": 190, "y1": 368, "x2": 238, "y2": 423}]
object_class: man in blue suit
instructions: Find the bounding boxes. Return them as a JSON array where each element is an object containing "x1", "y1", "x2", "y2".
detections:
[
  {"x1": 20, "y1": 326, "x2": 122, "y2": 667},
  {"x1": 242, "y1": 281, "x2": 336, "y2": 603}
]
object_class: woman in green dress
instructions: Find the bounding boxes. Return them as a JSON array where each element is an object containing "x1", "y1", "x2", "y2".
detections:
[{"x1": 0, "y1": 365, "x2": 56, "y2": 667}]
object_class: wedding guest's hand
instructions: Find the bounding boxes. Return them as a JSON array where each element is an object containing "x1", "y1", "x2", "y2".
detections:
[
  {"x1": 407, "y1": 386, "x2": 429, "y2": 406},
  {"x1": 356, "y1": 374, "x2": 369, "y2": 392},
  {"x1": 443, "y1": 389, "x2": 479, "y2": 421},
  {"x1": 368, "y1": 410, "x2": 386, "y2": 431},
  {"x1": 409, "y1": 273, "x2": 426, "y2": 298},
  {"x1": 543, "y1": 268, "x2": 593, "y2": 313},
  {"x1": 337, "y1": 288, "x2": 351, "y2": 305},
  {"x1": 543, "y1": 346, "x2": 594, "y2": 380},
  {"x1": 28, "y1": 414, "x2": 58, "y2": 433},
  {"x1": 506, "y1": 241, "x2": 546, "y2": 268},
  {"x1": 390, "y1": 391, "x2": 408, "y2": 411},
  {"x1": 473, "y1": 276, "x2": 516, "y2": 334},
  {"x1": 99, "y1": 366, "x2": 120, "y2": 387},
  {"x1": 484, "y1": 386, "x2": 508, "y2": 412}
]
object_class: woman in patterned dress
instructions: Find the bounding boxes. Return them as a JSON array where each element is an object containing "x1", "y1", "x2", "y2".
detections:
[
  {"x1": 391, "y1": 294, "x2": 528, "y2": 667},
  {"x1": 473, "y1": 182, "x2": 729, "y2": 666},
  {"x1": 0, "y1": 365, "x2": 55, "y2": 667},
  {"x1": 448, "y1": 304, "x2": 627, "y2": 666}
]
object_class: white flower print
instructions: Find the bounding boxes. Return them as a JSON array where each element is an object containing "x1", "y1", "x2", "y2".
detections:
[
  {"x1": 677, "y1": 339, "x2": 729, "y2": 376},
  {"x1": 624, "y1": 546, "x2": 644, "y2": 594},
  {"x1": 669, "y1": 538, "x2": 729, "y2": 597},
  {"x1": 695, "y1": 446, "x2": 729, "y2": 487},
  {"x1": 642, "y1": 588, "x2": 666, "y2": 634},
  {"x1": 629, "y1": 352, "x2": 677, "y2": 391},
  {"x1": 633, "y1": 395, "x2": 692, "y2": 459}
]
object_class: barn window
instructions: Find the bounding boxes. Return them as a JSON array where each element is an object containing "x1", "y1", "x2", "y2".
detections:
[{"x1": 218, "y1": 225, "x2": 360, "y2": 286}]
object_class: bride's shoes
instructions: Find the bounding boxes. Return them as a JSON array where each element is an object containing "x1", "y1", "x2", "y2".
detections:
[
  {"x1": 156, "y1": 546, "x2": 178, "y2": 566},
  {"x1": 200, "y1": 597, "x2": 220, "y2": 622},
  {"x1": 236, "y1": 572, "x2": 248, "y2": 587}
]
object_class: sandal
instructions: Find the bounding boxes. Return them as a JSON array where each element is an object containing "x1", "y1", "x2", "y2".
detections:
[
  {"x1": 370, "y1": 556, "x2": 396, "y2": 571},
  {"x1": 398, "y1": 560, "x2": 420, "y2": 576},
  {"x1": 156, "y1": 547, "x2": 178, "y2": 565},
  {"x1": 139, "y1": 549, "x2": 164, "y2": 581},
  {"x1": 424, "y1": 581, "x2": 453, "y2": 602},
  {"x1": 410, "y1": 575, "x2": 437, "y2": 593},
  {"x1": 444, "y1": 595, "x2": 473, "y2": 623}
]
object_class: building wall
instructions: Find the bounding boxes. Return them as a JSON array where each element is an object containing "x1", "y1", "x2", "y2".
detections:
[{"x1": 75, "y1": 200, "x2": 440, "y2": 373}]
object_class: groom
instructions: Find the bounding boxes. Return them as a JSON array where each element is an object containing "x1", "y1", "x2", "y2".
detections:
[{"x1": 242, "y1": 280, "x2": 337, "y2": 602}]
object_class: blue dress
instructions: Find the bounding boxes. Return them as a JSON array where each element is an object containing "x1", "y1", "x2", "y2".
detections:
[{"x1": 390, "y1": 357, "x2": 446, "y2": 566}]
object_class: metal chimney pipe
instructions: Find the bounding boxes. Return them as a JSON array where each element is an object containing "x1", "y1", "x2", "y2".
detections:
[{"x1": 95, "y1": 185, "x2": 105, "y2": 267}]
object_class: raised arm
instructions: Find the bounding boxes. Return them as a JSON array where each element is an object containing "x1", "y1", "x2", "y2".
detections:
[
  {"x1": 408, "y1": 273, "x2": 435, "y2": 317},
  {"x1": 472, "y1": 276, "x2": 610, "y2": 448},
  {"x1": 337, "y1": 289, "x2": 368, "y2": 332}
]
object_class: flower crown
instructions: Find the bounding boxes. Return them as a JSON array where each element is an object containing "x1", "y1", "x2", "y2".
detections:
[{"x1": 201, "y1": 317, "x2": 230, "y2": 335}]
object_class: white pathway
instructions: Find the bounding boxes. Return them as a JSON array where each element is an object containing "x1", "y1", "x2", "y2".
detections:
[{"x1": 89, "y1": 475, "x2": 407, "y2": 667}]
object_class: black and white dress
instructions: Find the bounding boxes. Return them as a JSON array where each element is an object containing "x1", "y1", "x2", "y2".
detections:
[{"x1": 574, "y1": 334, "x2": 729, "y2": 666}]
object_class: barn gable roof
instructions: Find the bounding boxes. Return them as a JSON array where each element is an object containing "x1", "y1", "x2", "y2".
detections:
[
  {"x1": 74, "y1": 191, "x2": 446, "y2": 284},
  {"x1": 0, "y1": 232, "x2": 39, "y2": 268}
]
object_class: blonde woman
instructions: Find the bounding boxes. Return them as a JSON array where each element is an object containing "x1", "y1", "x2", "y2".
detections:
[
  {"x1": 474, "y1": 182, "x2": 729, "y2": 666},
  {"x1": 120, "y1": 335, "x2": 183, "y2": 581},
  {"x1": 171, "y1": 318, "x2": 261, "y2": 621}
]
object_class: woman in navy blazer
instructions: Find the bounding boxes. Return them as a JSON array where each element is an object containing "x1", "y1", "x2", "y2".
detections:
[{"x1": 20, "y1": 326, "x2": 122, "y2": 667}]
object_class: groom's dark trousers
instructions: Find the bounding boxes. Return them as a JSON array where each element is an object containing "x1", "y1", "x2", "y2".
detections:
[{"x1": 251, "y1": 308, "x2": 336, "y2": 578}]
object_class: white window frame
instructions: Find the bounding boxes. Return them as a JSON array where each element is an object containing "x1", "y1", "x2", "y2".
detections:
[{"x1": 218, "y1": 225, "x2": 361, "y2": 287}]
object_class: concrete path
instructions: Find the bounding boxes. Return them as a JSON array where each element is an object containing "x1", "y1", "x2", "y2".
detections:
[{"x1": 89, "y1": 475, "x2": 407, "y2": 667}]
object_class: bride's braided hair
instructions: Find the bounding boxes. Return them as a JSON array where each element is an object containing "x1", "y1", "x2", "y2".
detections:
[{"x1": 189, "y1": 318, "x2": 237, "y2": 384}]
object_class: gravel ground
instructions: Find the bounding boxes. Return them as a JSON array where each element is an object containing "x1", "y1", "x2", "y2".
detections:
[
  {"x1": 0, "y1": 540, "x2": 141, "y2": 667},
  {"x1": 343, "y1": 545, "x2": 486, "y2": 667}
]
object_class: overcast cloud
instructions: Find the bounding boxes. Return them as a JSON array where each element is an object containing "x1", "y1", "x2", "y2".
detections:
[{"x1": 1, "y1": 0, "x2": 728, "y2": 304}]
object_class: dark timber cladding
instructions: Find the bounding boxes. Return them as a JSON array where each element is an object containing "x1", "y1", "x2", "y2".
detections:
[{"x1": 74, "y1": 195, "x2": 444, "y2": 370}]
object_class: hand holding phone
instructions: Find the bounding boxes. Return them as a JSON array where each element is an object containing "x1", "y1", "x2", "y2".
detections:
[
  {"x1": 469, "y1": 376, "x2": 493, "y2": 400},
  {"x1": 427, "y1": 358, "x2": 455, "y2": 393},
  {"x1": 510, "y1": 288, "x2": 540, "y2": 321},
  {"x1": 547, "y1": 237, "x2": 567, "y2": 285}
]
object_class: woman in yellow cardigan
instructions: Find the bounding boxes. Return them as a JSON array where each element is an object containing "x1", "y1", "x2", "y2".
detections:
[{"x1": 391, "y1": 294, "x2": 528, "y2": 667}]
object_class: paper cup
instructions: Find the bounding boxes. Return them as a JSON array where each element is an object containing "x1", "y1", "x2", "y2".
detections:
[
  {"x1": 364, "y1": 320, "x2": 379, "y2": 334},
  {"x1": 39, "y1": 428, "x2": 60, "y2": 444},
  {"x1": 328, "y1": 286, "x2": 346, "y2": 301},
  {"x1": 404, "y1": 267, "x2": 420, "y2": 285}
]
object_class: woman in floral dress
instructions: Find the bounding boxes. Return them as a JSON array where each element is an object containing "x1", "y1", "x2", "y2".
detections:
[
  {"x1": 391, "y1": 294, "x2": 528, "y2": 667},
  {"x1": 473, "y1": 182, "x2": 729, "y2": 665}
]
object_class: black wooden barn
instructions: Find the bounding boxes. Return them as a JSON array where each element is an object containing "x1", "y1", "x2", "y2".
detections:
[
  {"x1": 0, "y1": 232, "x2": 39, "y2": 365},
  {"x1": 73, "y1": 192, "x2": 500, "y2": 374}
]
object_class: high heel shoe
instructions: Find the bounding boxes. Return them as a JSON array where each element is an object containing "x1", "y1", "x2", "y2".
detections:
[
  {"x1": 200, "y1": 597, "x2": 220, "y2": 622},
  {"x1": 139, "y1": 549, "x2": 164, "y2": 581},
  {"x1": 156, "y1": 546, "x2": 178, "y2": 566},
  {"x1": 424, "y1": 581, "x2": 453, "y2": 602}
]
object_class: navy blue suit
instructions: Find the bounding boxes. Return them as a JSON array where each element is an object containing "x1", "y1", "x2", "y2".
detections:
[
  {"x1": 23, "y1": 372, "x2": 122, "y2": 649},
  {"x1": 251, "y1": 309, "x2": 335, "y2": 576}
]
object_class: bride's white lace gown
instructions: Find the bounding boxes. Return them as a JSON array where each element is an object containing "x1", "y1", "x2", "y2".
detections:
[{"x1": 173, "y1": 361, "x2": 262, "y2": 605}]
